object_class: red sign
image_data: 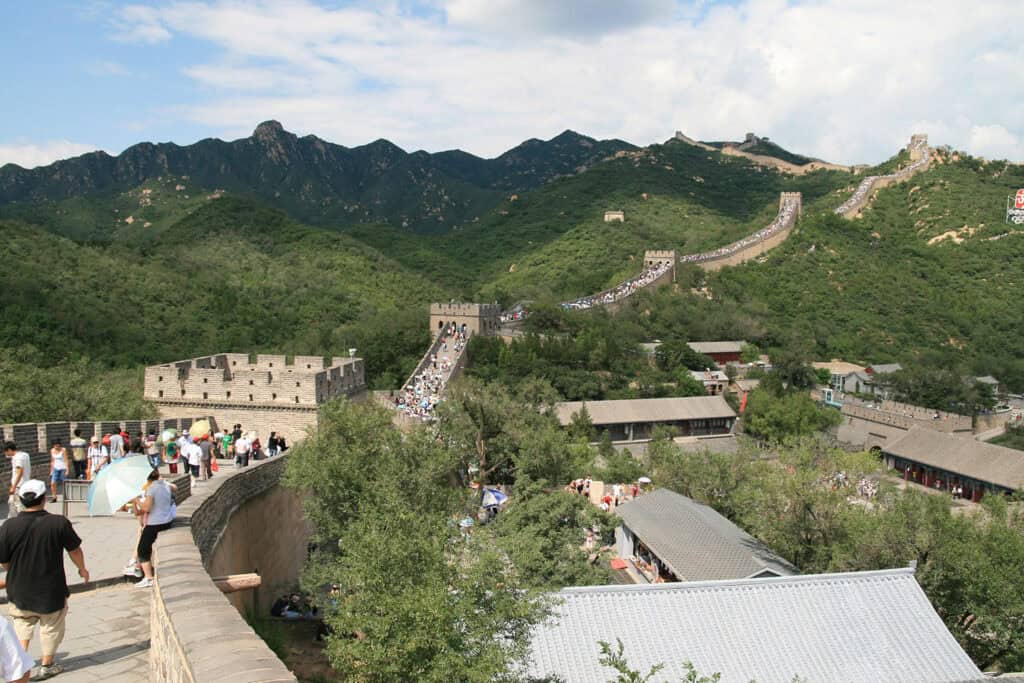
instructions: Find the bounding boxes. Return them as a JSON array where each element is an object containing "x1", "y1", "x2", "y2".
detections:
[{"x1": 1016, "y1": 189, "x2": 1024, "y2": 209}]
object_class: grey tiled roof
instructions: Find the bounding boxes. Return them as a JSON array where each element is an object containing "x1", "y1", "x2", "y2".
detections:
[
  {"x1": 884, "y1": 426, "x2": 1024, "y2": 491},
  {"x1": 555, "y1": 396, "x2": 735, "y2": 427},
  {"x1": 524, "y1": 569, "x2": 984, "y2": 683},
  {"x1": 616, "y1": 488, "x2": 796, "y2": 581}
]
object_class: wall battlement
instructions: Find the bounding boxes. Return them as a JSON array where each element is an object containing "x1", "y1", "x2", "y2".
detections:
[
  {"x1": 143, "y1": 353, "x2": 367, "y2": 442},
  {"x1": 430, "y1": 302, "x2": 501, "y2": 336}
]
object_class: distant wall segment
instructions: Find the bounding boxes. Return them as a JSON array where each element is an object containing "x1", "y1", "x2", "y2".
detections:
[
  {"x1": 150, "y1": 456, "x2": 300, "y2": 682},
  {"x1": 834, "y1": 134, "x2": 931, "y2": 218}
]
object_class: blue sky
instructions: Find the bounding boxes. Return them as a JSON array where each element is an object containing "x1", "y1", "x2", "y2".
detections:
[{"x1": 2, "y1": 0, "x2": 1022, "y2": 168}]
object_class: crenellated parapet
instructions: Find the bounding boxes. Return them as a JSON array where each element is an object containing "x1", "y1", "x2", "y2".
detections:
[
  {"x1": 429, "y1": 302, "x2": 501, "y2": 336},
  {"x1": 143, "y1": 353, "x2": 367, "y2": 442}
]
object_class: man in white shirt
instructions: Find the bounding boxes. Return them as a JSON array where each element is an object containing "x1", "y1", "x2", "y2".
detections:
[
  {"x1": 233, "y1": 435, "x2": 251, "y2": 468},
  {"x1": 108, "y1": 432, "x2": 124, "y2": 461},
  {"x1": 4, "y1": 442, "x2": 31, "y2": 520},
  {"x1": 183, "y1": 441, "x2": 202, "y2": 482}
]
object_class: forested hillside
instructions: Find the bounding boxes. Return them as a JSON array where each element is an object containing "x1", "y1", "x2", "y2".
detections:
[
  {"x1": 2, "y1": 125, "x2": 1023, "y2": 421},
  {"x1": 0, "y1": 198, "x2": 444, "y2": 414}
]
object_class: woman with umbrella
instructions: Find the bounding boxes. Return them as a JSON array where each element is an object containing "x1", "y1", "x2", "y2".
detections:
[{"x1": 130, "y1": 469, "x2": 177, "y2": 589}]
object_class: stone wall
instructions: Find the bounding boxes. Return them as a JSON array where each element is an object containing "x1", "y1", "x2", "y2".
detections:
[
  {"x1": 698, "y1": 220, "x2": 796, "y2": 272},
  {"x1": 153, "y1": 402, "x2": 321, "y2": 446},
  {"x1": 150, "y1": 456, "x2": 298, "y2": 682},
  {"x1": 207, "y1": 483, "x2": 311, "y2": 615}
]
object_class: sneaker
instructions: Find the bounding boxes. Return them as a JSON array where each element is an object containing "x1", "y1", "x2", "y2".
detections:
[
  {"x1": 135, "y1": 577, "x2": 154, "y2": 589},
  {"x1": 31, "y1": 663, "x2": 63, "y2": 680},
  {"x1": 122, "y1": 560, "x2": 138, "y2": 575}
]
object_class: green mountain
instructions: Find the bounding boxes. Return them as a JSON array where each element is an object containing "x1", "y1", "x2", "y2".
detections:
[
  {"x1": 3, "y1": 122, "x2": 1023, "y2": 421},
  {"x1": 0, "y1": 197, "x2": 445, "y2": 383},
  {"x1": 0, "y1": 122, "x2": 634, "y2": 235}
]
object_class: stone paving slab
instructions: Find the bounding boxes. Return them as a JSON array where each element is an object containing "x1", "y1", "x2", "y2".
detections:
[{"x1": 2, "y1": 584, "x2": 149, "y2": 683}]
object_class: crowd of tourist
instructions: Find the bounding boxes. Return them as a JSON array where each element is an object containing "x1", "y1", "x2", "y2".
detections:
[
  {"x1": 560, "y1": 260, "x2": 673, "y2": 311},
  {"x1": 500, "y1": 308, "x2": 528, "y2": 323},
  {"x1": 394, "y1": 324, "x2": 469, "y2": 421},
  {"x1": 834, "y1": 138, "x2": 931, "y2": 215},
  {"x1": 679, "y1": 196, "x2": 800, "y2": 264},
  {"x1": 566, "y1": 476, "x2": 644, "y2": 511}
]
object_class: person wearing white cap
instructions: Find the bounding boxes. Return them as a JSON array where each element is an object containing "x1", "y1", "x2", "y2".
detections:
[{"x1": 0, "y1": 480, "x2": 89, "y2": 680}]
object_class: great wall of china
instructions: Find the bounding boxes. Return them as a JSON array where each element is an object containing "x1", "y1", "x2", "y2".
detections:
[{"x1": 834, "y1": 134, "x2": 930, "y2": 218}]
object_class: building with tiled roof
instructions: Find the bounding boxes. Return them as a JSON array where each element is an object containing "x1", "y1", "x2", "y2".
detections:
[
  {"x1": 554, "y1": 396, "x2": 735, "y2": 442},
  {"x1": 523, "y1": 568, "x2": 984, "y2": 683},
  {"x1": 882, "y1": 426, "x2": 1024, "y2": 500},
  {"x1": 614, "y1": 488, "x2": 796, "y2": 582}
]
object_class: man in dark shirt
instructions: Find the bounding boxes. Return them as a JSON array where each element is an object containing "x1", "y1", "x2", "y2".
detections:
[{"x1": 0, "y1": 480, "x2": 89, "y2": 679}]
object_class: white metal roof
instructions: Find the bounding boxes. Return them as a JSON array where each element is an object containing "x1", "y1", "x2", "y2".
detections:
[{"x1": 524, "y1": 569, "x2": 984, "y2": 683}]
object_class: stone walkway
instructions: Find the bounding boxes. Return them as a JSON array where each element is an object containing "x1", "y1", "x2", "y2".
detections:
[
  {"x1": 2, "y1": 584, "x2": 150, "y2": 682},
  {"x1": 0, "y1": 457, "x2": 254, "y2": 680}
]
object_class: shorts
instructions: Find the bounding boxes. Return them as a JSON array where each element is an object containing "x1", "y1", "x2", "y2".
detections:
[
  {"x1": 52, "y1": 469, "x2": 67, "y2": 484},
  {"x1": 8, "y1": 603, "x2": 67, "y2": 657}
]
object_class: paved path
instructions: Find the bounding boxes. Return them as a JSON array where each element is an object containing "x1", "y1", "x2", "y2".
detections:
[
  {"x1": 0, "y1": 457, "x2": 257, "y2": 680},
  {"x1": 2, "y1": 584, "x2": 149, "y2": 682}
]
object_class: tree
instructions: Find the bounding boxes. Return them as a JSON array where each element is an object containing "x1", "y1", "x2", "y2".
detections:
[
  {"x1": 567, "y1": 403, "x2": 596, "y2": 442},
  {"x1": 436, "y1": 377, "x2": 522, "y2": 494},
  {"x1": 742, "y1": 390, "x2": 841, "y2": 443},
  {"x1": 315, "y1": 487, "x2": 547, "y2": 682},
  {"x1": 284, "y1": 399, "x2": 549, "y2": 682},
  {"x1": 597, "y1": 639, "x2": 722, "y2": 683},
  {"x1": 490, "y1": 484, "x2": 613, "y2": 589}
]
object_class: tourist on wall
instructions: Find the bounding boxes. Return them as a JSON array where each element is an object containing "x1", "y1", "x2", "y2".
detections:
[
  {"x1": 4, "y1": 442, "x2": 31, "y2": 520},
  {"x1": 163, "y1": 437, "x2": 179, "y2": 475},
  {"x1": 131, "y1": 469, "x2": 176, "y2": 589},
  {"x1": 108, "y1": 431, "x2": 124, "y2": 461},
  {"x1": 250, "y1": 434, "x2": 263, "y2": 461},
  {"x1": 0, "y1": 479, "x2": 90, "y2": 679},
  {"x1": 183, "y1": 439, "x2": 202, "y2": 483},
  {"x1": 234, "y1": 433, "x2": 251, "y2": 468},
  {"x1": 87, "y1": 437, "x2": 108, "y2": 481},
  {"x1": 198, "y1": 435, "x2": 214, "y2": 481},
  {"x1": 144, "y1": 433, "x2": 160, "y2": 469},
  {"x1": 68, "y1": 430, "x2": 88, "y2": 481},
  {"x1": 267, "y1": 432, "x2": 279, "y2": 457},
  {"x1": 48, "y1": 440, "x2": 67, "y2": 503}
]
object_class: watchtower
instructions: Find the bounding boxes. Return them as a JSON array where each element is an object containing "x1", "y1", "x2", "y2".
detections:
[
  {"x1": 429, "y1": 303, "x2": 501, "y2": 337},
  {"x1": 780, "y1": 192, "x2": 803, "y2": 217},
  {"x1": 908, "y1": 134, "x2": 928, "y2": 161},
  {"x1": 643, "y1": 250, "x2": 677, "y2": 282}
]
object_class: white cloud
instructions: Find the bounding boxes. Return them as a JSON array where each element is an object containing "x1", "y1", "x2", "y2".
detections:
[
  {"x1": 108, "y1": 0, "x2": 1024, "y2": 163},
  {"x1": 967, "y1": 125, "x2": 1024, "y2": 162},
  {"x1": 0, "y1": 141, "x2": 100, "y2": 169}
]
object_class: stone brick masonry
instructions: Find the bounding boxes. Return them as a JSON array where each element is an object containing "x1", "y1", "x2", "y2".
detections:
[
  {"x1": 150, "y1": 456, "x2": 297, "y2": 682},
  {"x1": 144, "y1": 353, "x2": 367, "y2": 444}
]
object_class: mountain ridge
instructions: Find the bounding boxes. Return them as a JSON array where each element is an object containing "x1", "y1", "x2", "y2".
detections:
[{"x1": 0, "y1": 122, "x2": 636, "y2": 233}]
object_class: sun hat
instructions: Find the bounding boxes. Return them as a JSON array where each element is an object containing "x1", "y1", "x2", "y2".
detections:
[{"x1": 18, "y1": 479, "x2": 47, "y2": 506}]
